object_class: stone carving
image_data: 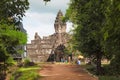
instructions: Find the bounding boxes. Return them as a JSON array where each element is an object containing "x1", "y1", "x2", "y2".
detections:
[{"x1": 26, "y1": 10, "x2": 69, "y2": 62}]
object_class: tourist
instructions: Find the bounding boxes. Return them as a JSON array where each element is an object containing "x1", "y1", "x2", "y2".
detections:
[
  {"x1": 77, "y1": 59, "x2": 81, "y2": 65},
  {"x1": 61, "y1": 58, "x2": 64, "y2": 62}
]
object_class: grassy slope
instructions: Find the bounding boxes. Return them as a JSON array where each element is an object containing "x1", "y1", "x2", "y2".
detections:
[
  {"x1": 10, "y1": 66, "x2": 40, "y2": 80},
  {"x1": 80, "y1": 64, "x2": 120, "y2": 80}
]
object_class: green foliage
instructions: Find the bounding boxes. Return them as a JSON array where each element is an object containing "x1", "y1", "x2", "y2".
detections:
[
  {"x1": 0, "y1": 23, "x2": 27, "y2": 56},
  {"x1": 0, "y1": 0, "x2": 29, "y2": 21},
  {"x1": 0, "y1": 0, "x2": 28, "y2": 62},
  {"x1": 63, "y1": 47, "x2": 71, "y2": 56},
  {"x1": 99, "y1": 76, "x2": 120, "y2": 80},
  {"x1": 102, "y1": 0, "x2": 120, "y2": 75},
  {"x1": 11, "y1": 66, "x2": 40, "y2": 80},
  {"x1": 109, "y1": 56, "x2": 120, "y2": 75},
  {"x1": 0, "y1": 29, "x2": 27, "y2": 45},
  {"x1": 5, "y1": 57, "x2": 16, "y2": 66},
  {"x1": 0, "y1": 1, "x2": 29, "y2": 79},
  {"x1": 24, "y1": 58, "x2": 30, "y2": 66},
  {"x1": 0, "y1": 43, "x2": 8, "y2": 62},
  {"x1": 24, "y1": 58, "x2": 36, "y2": 67},
  {"x1": 66, "y1": 0, "x2": 120, "y2": 75},
  {"x1": 0, "y1": 23, "x2": 27, "y2": 79},
  {"x1": 102, "y1": 0, "x2": 120, "y2": 57},
  {"x1": 66, "y1": 0, "x2": 106, "y2": 71},
  {"x1": 0, "y1": 1, "x2": 28, "y2": 80}
]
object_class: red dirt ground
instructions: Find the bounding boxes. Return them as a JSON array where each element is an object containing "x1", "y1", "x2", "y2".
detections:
[{"x1": 39, "y1": 63, "x2": 98, "y2": 80}]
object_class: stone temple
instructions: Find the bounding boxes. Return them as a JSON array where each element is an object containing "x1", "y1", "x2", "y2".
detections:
[{"x1": 26, "y1": 10, "x2": 70, "y2": 62}]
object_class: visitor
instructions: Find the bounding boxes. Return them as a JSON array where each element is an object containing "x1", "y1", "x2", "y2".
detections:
[
  {"x1": 77, "y1": 59, "x2": 81, "y2": 65},
  {"x1": 65, "y1": 58, "x2": 67, "y2": 63},
  {"x1": 61, "y1": 58, "x2": 64, "y2": 62}
]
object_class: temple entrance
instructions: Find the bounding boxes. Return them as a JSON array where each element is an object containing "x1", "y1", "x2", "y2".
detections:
[
  {"x1": 54, "y1": 44, "x2": 65, "y2": 62},
  {"x1": 47, "y1": 45, "x2": 65, "y2": 62}
]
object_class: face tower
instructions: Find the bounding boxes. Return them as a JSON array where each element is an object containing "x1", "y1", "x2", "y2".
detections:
[{"x1": 54, "y1": 10, "x2": 66, "y2": 33}]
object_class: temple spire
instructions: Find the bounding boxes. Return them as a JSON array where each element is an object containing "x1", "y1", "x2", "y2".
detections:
[
  {"x1": 54, "y1": 10, "x2": 66, "y2": 33},
  {"x1": 34, "y1": 32, "x2": 41, "y2": 40}
]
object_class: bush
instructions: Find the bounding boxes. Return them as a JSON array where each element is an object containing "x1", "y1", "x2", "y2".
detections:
[
  {"x1": 98, "y1": 64, "x2": 120, "y2": 80},
  {"x1": 10, "y1": 66, "x2": 40, "y2": 80},
  {"x1": 15, "y1": 71, "x2": 39, "y2": 80},
  {"x1": 24, "y1": 58, "x2": 35, "y2": 67},
  {"x1": 102, "y1": 57, "x2": 120, "y2": 76},
  {"x1": 99, "y1": 76, "x2": 120, "y2": 80},
  {"x1": 109, "y1": 57, "x2": 120, "y2": 75}
]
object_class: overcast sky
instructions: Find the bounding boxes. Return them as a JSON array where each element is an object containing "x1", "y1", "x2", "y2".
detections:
[{"x1": 23, "y1": 0, "x2": 72, "y2": 43}]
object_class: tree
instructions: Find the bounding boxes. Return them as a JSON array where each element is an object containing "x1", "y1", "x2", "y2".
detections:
[
  {"x1": 0, "y1": 0, "x2": 29, "y2": 21},
  {"x1": 0, "y1": 23, "x2": 27, "y2": 80},
  {"x1": 103, "y1": 0, "x2": 120, "y2": 75},
  {"x1": 65, "y1": 0, "x2": 112, "y2": 75},
  {"x1": 0, "y1": 0, "x2": 29, "y2": 59},
  {"x1": 0, "y1": 0, "x2": 29, "y2": 79},
  {"x1": 43, "y1": 0, "x2": 120, "y2": 75}
]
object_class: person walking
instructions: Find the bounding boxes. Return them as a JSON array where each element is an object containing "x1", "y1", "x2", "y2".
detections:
[{"x1": 77, "y1": 59, "x2": 81, "y2": 65}]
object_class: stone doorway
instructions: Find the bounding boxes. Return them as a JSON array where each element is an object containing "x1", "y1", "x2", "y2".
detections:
[{"x1": 54, "y1": 44, "x2": 65, "y2": 62}]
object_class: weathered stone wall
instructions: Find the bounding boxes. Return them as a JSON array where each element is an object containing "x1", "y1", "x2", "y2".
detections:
[{"x1": 26, "y1": 10, "x2": 69, "y2": 62}]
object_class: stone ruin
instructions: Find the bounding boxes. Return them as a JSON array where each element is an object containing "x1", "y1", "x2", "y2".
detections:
[{"x1": 26, "y1": 10, "x2": 70, "y2": 62}]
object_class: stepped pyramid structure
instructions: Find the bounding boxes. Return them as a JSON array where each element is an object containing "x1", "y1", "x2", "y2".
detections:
[{"x1": 26, "y1": 10, "x2": 69, "y2": 62}]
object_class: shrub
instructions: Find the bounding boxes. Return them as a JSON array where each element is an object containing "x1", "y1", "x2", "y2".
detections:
[
  {"x1": 99, "y1": 76, "x2": 120, "y2": 80},
  {"x1": 24, "y1": 58, "x2": 35, "y2": 67},
  {"x1": 109, "y1": 56, "x2": 120, "y2": 75},
  {"x1": 10, "y1": 66, "x2": 40, "y2": 80}
]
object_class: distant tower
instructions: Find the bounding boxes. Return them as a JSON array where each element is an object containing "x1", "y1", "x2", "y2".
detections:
[
  {"x1": 54, "y1": 10, "x2": 66, "y2": 33},
  {"x1": 34, "y1": 32, "x2": 41, "y2": 40}
]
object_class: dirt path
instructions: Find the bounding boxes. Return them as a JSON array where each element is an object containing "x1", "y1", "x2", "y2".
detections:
[{"x1": 39, "y1": 63, "x2": 98, "y2": 80}]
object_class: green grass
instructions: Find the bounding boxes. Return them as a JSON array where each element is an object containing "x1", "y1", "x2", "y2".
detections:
[
  {"x1": 18, "y1": 67, "x2": 39, "y2": 71},
  {"x1": 80, "y1": 64, "x2": 120, "y2": 80},
  {"x1": 99, "y1": 76, "x2": 120, "y2": 80},
  {"x1": 10, "y1": 66, "x2": 40, "y2": 80}
]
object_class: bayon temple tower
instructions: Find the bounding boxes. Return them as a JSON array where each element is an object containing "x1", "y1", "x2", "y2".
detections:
[{"x1": 26, "y1": 10, "x2": 70, "y2": 62}]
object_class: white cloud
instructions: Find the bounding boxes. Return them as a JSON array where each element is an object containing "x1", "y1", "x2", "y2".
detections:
[
  {"x1": 23, "y1": 0, "x2": 72, "y2": 43},
  {"x1": 25, "y1": 24, "x2": 54, "y2": 43},
  {"x1": 28, "y1": 0, "x2": 70, "y2": 13},
  {"x1": 24, "y1": 12, "x2": 55, "y2": 26}
]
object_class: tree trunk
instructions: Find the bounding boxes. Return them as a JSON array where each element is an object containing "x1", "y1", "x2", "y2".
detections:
[{"x1": 96, "y1": 52, "x2": 102, "y2": 75}]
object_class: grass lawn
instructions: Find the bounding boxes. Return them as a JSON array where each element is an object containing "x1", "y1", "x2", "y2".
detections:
[
  {"x1": 10, "y1": 66, "x2": 40, "y2": 80},
  {"x1": 99, "y1": 76, "x2": 120, "y2": 80},
  {"x1": 80, "y1": 64, "x2": 120, "y2": 80}
]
